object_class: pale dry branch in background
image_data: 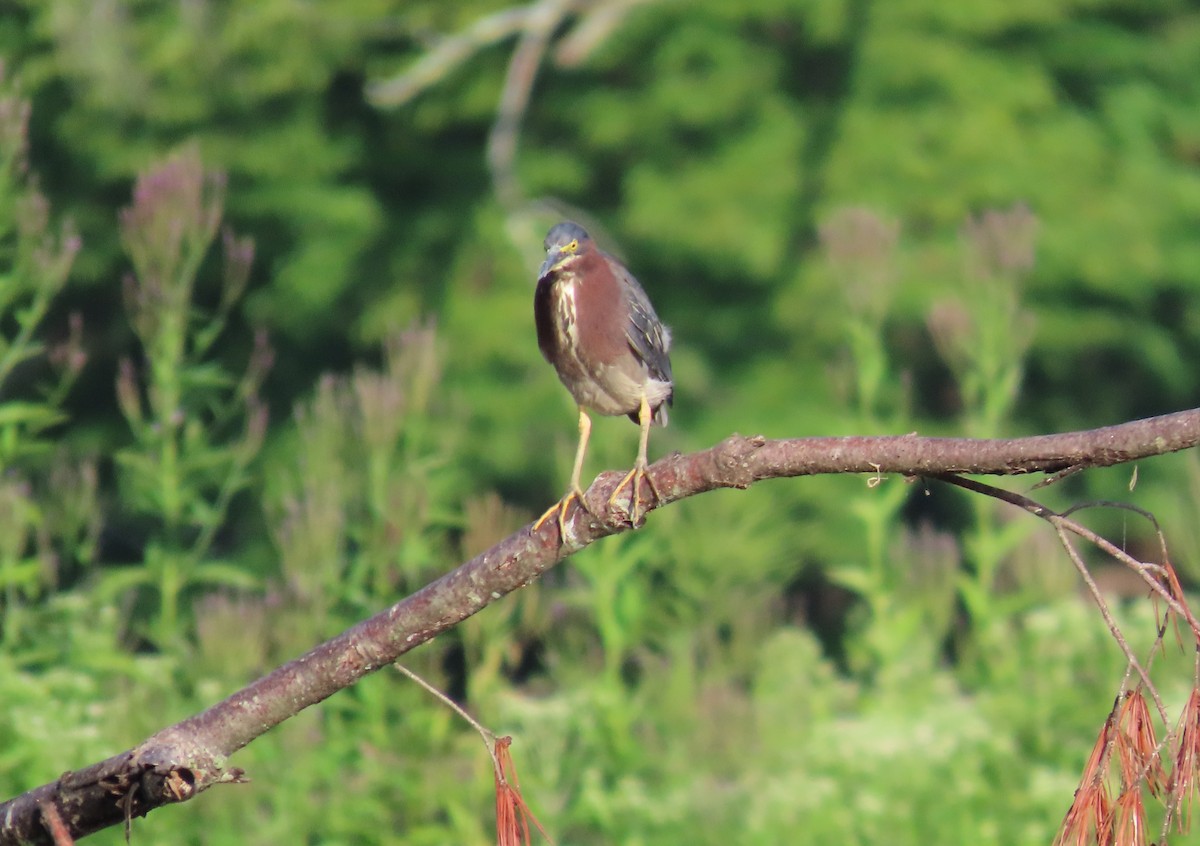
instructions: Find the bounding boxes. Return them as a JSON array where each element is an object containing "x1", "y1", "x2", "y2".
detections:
[
  {"x1": 367, "y1": 0, "x2": 664, "y2": 219},
  {"x1": 487, "y1": 0, "x2": 574, "y2": 210},
  {"x1": 366, "y1": 4, "x2": 553, "y2": 108},
  {"x1": 553, "y1": 0, "x2": 660, "y2": 66},
  {"x1": 366, "y1": 0, "x2": 659, "y2": 107}
]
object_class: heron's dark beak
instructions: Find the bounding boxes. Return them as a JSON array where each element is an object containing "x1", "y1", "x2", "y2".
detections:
[{"x1": 538, "y1": 249, "x2": 565, "y2": 281}]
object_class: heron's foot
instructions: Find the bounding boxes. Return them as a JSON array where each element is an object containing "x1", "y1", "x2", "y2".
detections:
[
  {"x1": 608, "y1": 464, "x2": 661, "y2": 527},
  {"x1": 533, "y1": 487, "x2": 596, "y2": 539}
]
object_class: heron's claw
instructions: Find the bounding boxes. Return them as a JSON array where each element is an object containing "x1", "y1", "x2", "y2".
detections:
[
  {"x1": 533, "y1": 487, "x2": 596, "y2": 539},
  {"x1": 608, "y1": 464, "x2": 661, "y2": 527}
]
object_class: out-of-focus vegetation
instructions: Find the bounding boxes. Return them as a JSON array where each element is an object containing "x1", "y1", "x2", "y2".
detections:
[{"x1": 3, "y1": 0, "x2": 1200, "y2": 843}]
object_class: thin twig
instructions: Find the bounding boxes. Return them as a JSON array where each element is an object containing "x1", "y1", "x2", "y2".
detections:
[
  {"x1": 1050, "y1": 520, "x2": 1165, "y2": 723},
  {"x1": 392, "y1": 663, "x2": 503, "y2": 778},
  {"x1": 1032, "y1": 463, "x2": 1086, "y2": 489},
  {"x1": 932, "y1": 474, "x2": 1196, "y2": 631},
  {"x1": 1059, "y1": 499, "x2": 1172, "y2": 576}
]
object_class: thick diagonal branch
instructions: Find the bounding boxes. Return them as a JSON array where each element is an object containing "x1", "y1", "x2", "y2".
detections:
[{"x1": 3, "y1": 407, "x2": 1199, "y2": 845}]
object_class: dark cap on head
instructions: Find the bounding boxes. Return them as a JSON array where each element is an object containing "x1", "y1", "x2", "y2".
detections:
[{"x1": 544, "y1": 222, "x2": 590, "y2": 251}]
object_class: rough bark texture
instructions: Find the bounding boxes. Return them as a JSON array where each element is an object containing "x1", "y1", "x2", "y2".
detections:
[{"x1": 3, "y1": 408, "x2": 1199, "y2": 844}]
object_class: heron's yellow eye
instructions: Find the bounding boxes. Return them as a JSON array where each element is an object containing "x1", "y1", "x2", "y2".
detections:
[{"x1": 564, "y1": 239, "x2": 578, "y2": 253}]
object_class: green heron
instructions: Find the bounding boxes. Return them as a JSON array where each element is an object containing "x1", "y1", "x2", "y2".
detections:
[{"x1": 532, "y1": 222, "x2": 673, "y2": 533}]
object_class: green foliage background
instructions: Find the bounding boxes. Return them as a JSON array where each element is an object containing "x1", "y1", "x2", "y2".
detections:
[{"x1": 3, "y1": 0, "x2": 1200, "y2": 843}]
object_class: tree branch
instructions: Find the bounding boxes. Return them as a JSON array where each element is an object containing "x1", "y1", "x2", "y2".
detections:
[
  {"x1": 365, "y1": 3, "x2": 570, "y2": 108},
  {"x1": 3, "y1": 407, "x2": 1199, "y2": 844}
]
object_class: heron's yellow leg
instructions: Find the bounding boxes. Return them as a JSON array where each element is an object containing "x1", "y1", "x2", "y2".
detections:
[
  {"x1": 608, "y1": 394, "x2": 661, "y2": 526},
  {"x1": 534, "y1": 407, "x2": 597, "y2": 536}
]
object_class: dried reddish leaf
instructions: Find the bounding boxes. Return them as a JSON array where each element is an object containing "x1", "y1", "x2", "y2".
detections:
[
  {"x1": 1056, "y1": 717, "x2": 1115, "y2": 846},
  {"x1": 494, "y1": 736, "x2": 552, "y2": 846},
  {"x1": 1157, "y1": 559, "x2": 1192, "y2": 649},
  {"x1": 1173, "y1": 687, "x2": 1200, "y2": 832},
  {"x1": 1113, "y1": 788, "x2": 1147, "y2": 846},
  {"x1": 1117, "y1": 690, "x2": 1165, "y2": 797}
]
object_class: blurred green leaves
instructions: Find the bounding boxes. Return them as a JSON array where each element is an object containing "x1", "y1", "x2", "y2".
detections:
[
  {"x1": 106, "y1": 147, "x2": 267, "y2": 647},
  {"x1": 3, "y1": 0, "x2": 1200, "y2": 843}
]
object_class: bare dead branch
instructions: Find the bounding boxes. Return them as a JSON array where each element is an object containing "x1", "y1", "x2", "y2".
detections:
[
  {"x1": 488, "y1": 0, "x2": 575, "y2": 209},
  {"x1": 3, "y1": 407, "x2": 1199, "y2": 844},
  {"x1": 553, "y1": 0, "x2": 660, "y2": 66},
  {"x1": 365, "y1": 4, "x2": 566, "y2": 108},
  {"x1": 367, "y1": 0, "x2": 666, "y2": 220}
]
